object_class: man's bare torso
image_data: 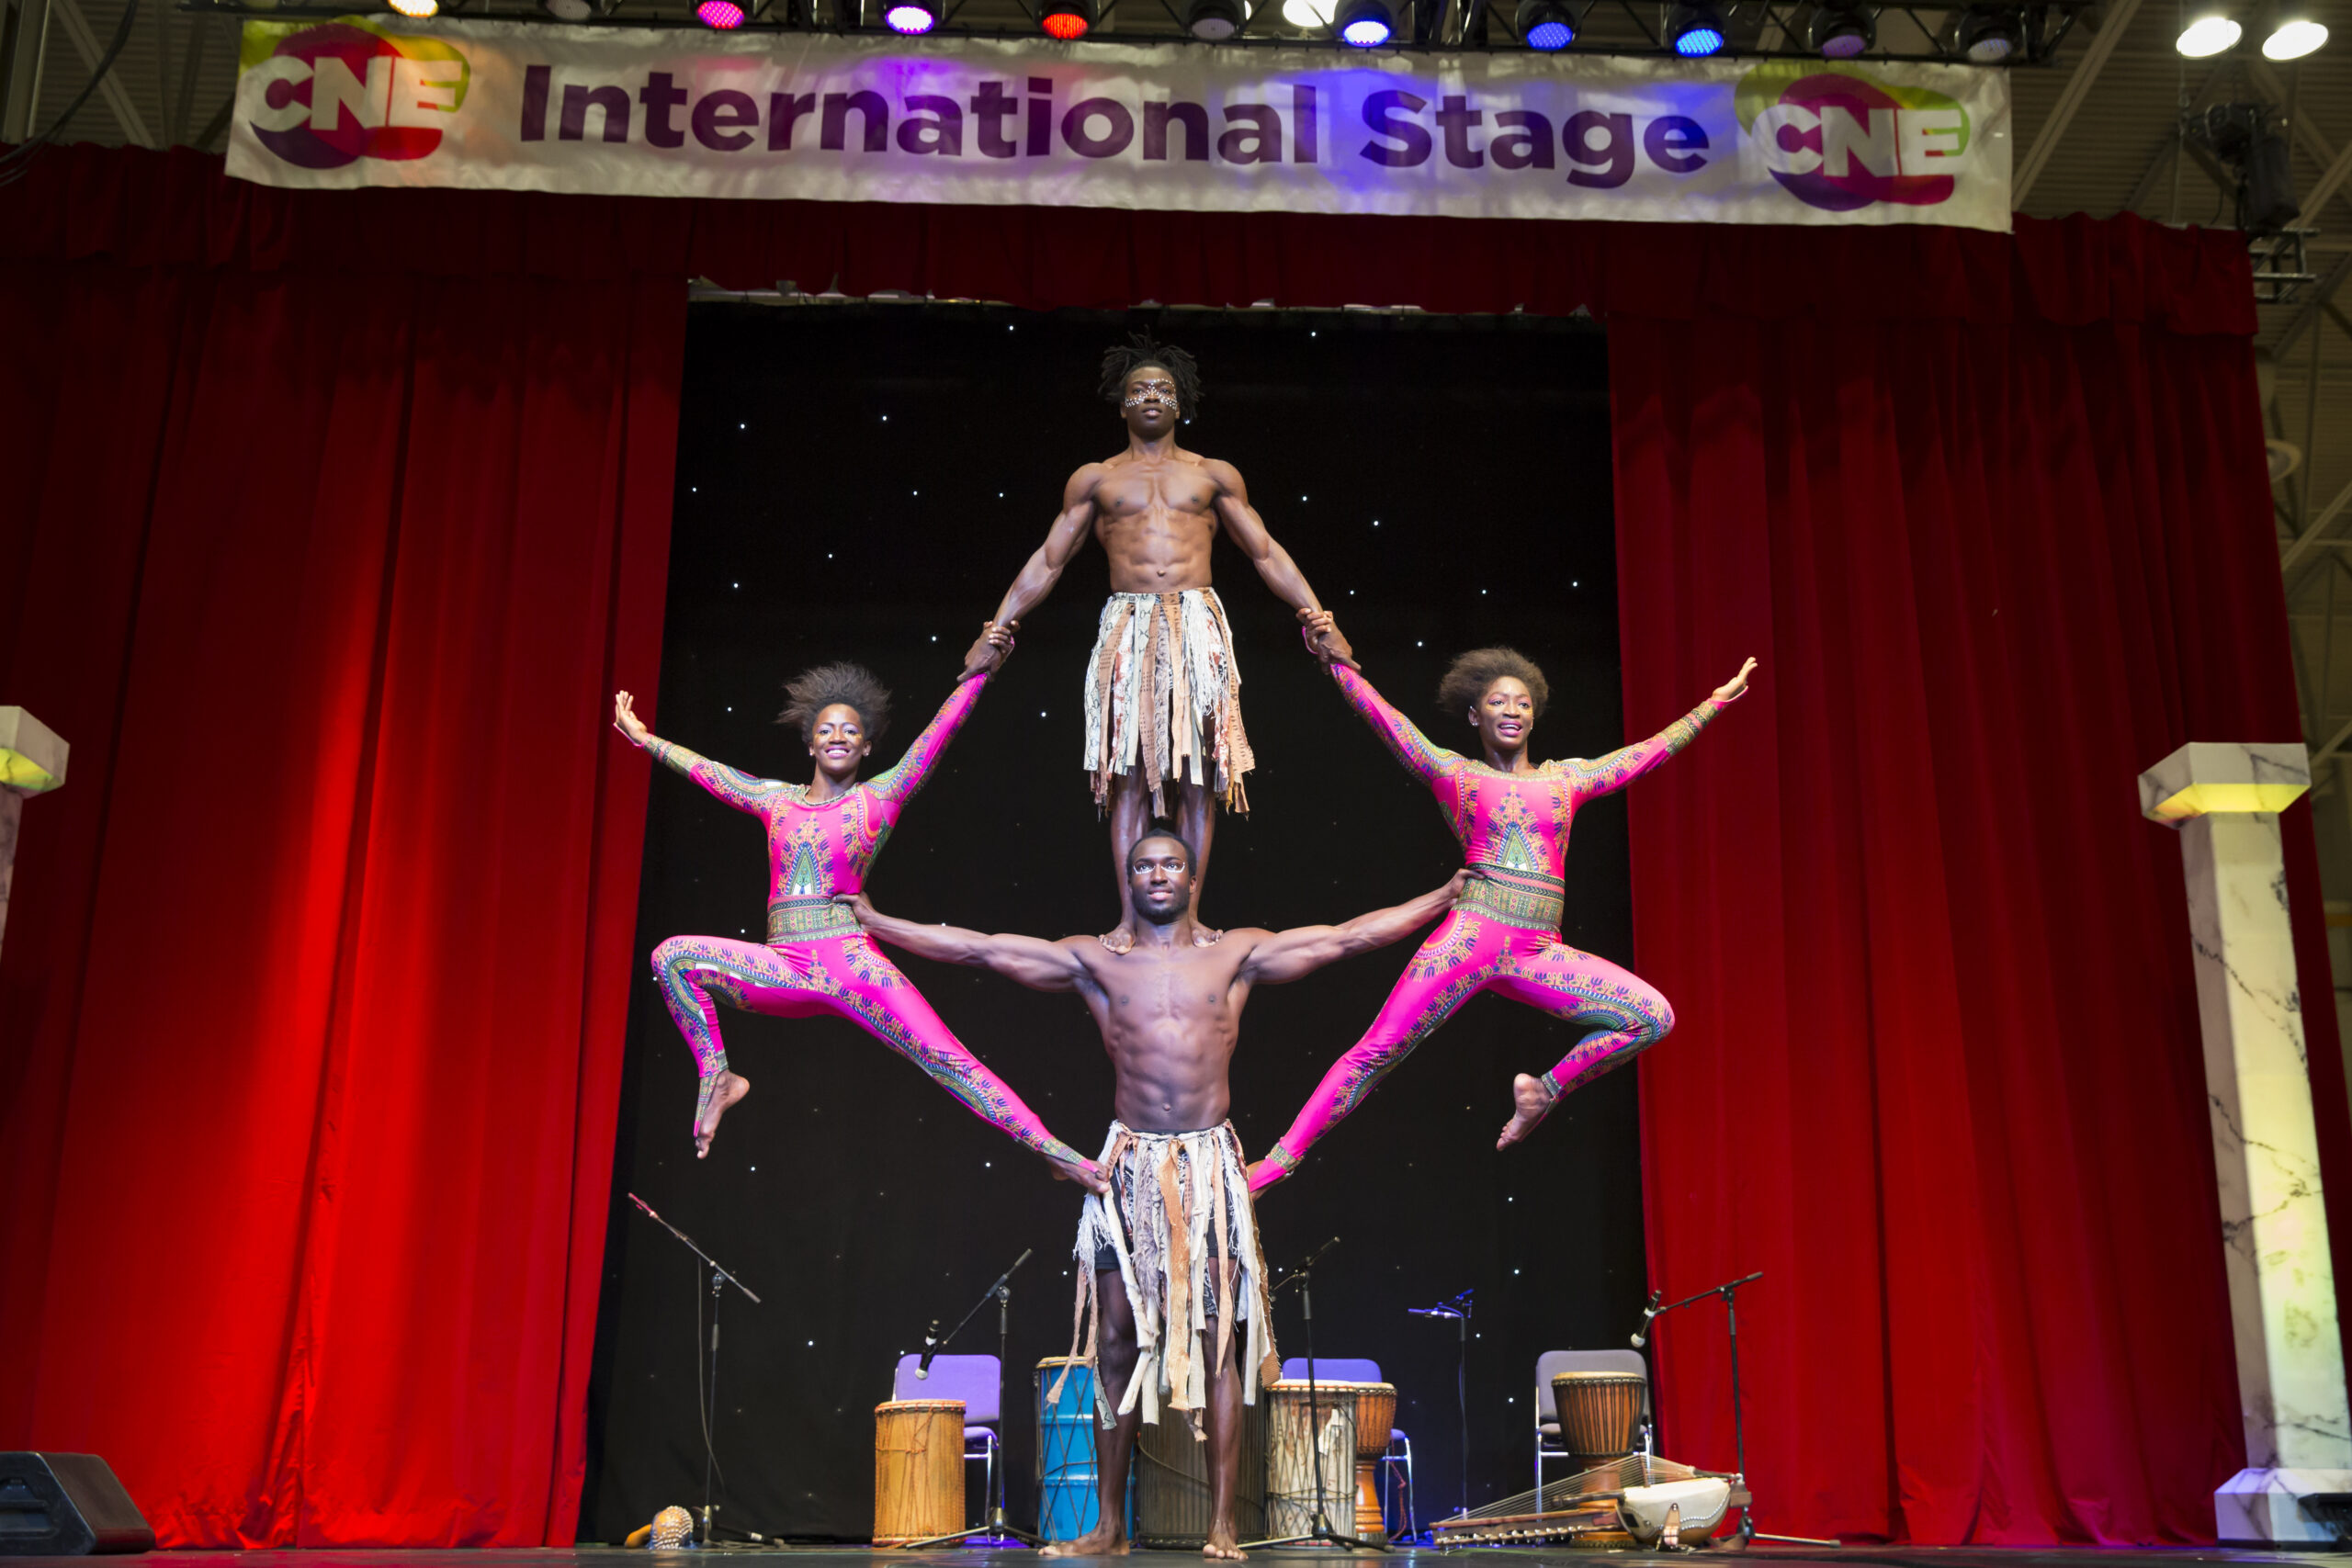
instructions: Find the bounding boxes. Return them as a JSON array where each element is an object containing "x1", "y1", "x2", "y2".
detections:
[
  {"x1": 1090, "y1": 446, "x2": 1231, "y2": 596},
  {"x1": 1060, "y1": 929, "x2": 1268, "y2": 1132}
]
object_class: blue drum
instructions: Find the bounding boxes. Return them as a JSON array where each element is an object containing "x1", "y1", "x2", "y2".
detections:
[{"x1": 1036, "y1": 1356, "x2": 1136, "y2": 1541}]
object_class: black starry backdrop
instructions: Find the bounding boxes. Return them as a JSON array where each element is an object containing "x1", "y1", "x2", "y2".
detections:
[{"x1": 579, "y1": 302, "x2": 1642, "y2": 1542}]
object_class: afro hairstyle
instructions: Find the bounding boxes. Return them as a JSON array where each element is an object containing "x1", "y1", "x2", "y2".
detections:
[
  {"x1": 1438, "y1": 647, "x2": 1550, "y2": 727},
  {"x1": 776, "y1": 661, "x2": 893, "y2": 745},
  {"x1": 1100, "y1": 333, "x2": 1204, "y2": 416}
]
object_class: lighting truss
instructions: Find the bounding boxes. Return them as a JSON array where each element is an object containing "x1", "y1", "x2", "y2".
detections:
[{"x1": 179, "y1": 0, "x2": 2089, "y2": 60}]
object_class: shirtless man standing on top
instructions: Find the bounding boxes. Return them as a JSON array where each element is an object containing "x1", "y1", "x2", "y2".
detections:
[
  {"x1": 843, "y1": 832, "x2": 1462, "y2": 1560},
  {"x1": 959, "y1": 335, "x2": 1351, "y2": 950}
]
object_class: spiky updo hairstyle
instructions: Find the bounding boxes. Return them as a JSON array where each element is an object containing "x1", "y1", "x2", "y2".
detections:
[
  {"x1": 777, "y1": 661, "x2": 893, "y2": 745},
  {"x1": 1100, "y1": 333, "x2": 1204, "y2": 415},
  {"x1": 1439, "y1": 648, "x2": 1550, "y2": 727}
]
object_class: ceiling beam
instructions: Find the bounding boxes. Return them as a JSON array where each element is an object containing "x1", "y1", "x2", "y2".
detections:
[
  {"x1": 2015, "y1": 0, "x2": 2141, "y2": 205},
  {"x1": 49, "y1": 0, "x2": 154, "y2": 147},
  {"x1": 2282, "y1": 476, "x2": 2352, "y2": 572},
  {"x1": 2276, "y1": 250, "x2": 2352, "y2": 362}
]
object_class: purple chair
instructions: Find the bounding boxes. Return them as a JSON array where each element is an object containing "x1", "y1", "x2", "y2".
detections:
[
  {"x1": 893, "y1": 1354, "x2": 1001, "y2": 1529},
  {"x1": 1277, "y1": 1357, "x2": 1414, "y2": 1540}
]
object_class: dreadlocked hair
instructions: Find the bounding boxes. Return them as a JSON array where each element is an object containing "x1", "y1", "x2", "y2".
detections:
[
  {"x1": 777, "y1": 662, "x2": 893, "y2": 744},
  {"x1": 1099, "y1": 333, "x2": 1204, "y2": 415},
  {"x1": 1438, "y1": 648, "x2": 1550, "y2": 726}
]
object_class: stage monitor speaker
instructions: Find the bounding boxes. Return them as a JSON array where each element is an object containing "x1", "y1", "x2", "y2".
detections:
[{"x1": 0, "y1": 1454, "x2": 154, "y2": 1555}]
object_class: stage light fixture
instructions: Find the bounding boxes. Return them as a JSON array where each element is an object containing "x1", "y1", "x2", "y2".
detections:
[
  {"x1": 2262, "y1": 1, "x2": 2326, "y2": 56},
  {"x1": 1665, "y1": 0, "x2": 1726, "y2": 54},
  {"x1": 2176, "y1": 7, "x2": 2241, "y2": 53},
  {"x1": 1041, "y1": 0, "x2": 1091, "y2": 35},
  {"x1": 1808, "y1": 0, "x2": 1871, "y2": 55},
  {"x1": 1334, "y1": 0, "x2": 1393, "y2": 44},
  {"x1": 1952, "y1": 5, "x2": 2023, "y2": 59},
  {"x1": 883, "y1": 0, "x2": 938, "y2": 28},
  {"x1": 1282, "y1": 0, "x2": 1332, "y2": 27},
  {"x1": 1184, "y1": 0, "x2": 1249, "y2": 36},
  {"x1": 542, "y1": 0, "x2": 593, "y2": 17},
  {"x1": 387, "y1": 0, "x2": 438, "y2": 17},
  {"x1": 1515, "y1": 0, "x2": 1577, "y2": 48}
]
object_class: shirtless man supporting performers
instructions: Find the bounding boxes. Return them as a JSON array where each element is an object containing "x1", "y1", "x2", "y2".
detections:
[
  {"x1": 845, "y1": 833, "x2": 1464, "y2": 1560},
  {"x1": 960, "y1": 336, "x2": 1351, "y2": 950}
]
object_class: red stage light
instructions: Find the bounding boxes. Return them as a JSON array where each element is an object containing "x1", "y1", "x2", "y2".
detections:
[
  {"x1": 696, "y1": 0, "x2": 745, "y2": 25},
  {"x1": 1041, "y1": 2, "x2": 1091, "y2": 34}
]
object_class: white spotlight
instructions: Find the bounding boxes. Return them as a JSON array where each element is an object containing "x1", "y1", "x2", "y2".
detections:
[
  {"x1": 2262, "y1": 16, "x2": 2326, "y2": 55},
  {"x1": 1282, "y1": 0, "x2": 1331, "y2": 26},
  {"x1": 2177, "y1": 10, "x2": 2242, "y2": 53}
]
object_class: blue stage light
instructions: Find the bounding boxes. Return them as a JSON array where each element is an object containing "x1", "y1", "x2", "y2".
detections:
[
  {"x1": 1337, "y1": 0, "x2": 1394, "y2": 44},
  {"x1": 1665, "y1": 1, "x2": 1726, "y2": 51},
  {"x1": 1516, "y1": 0, "x2": 1577, "y2": 46}
]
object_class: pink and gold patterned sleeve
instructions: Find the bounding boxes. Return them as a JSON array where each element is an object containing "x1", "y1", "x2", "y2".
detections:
[
  {"x1": 1332, "y1": 663, "x2": 1461, "y2": 789},
  {"x1": 1566, "y1": 695, "x2": 1729, "y2": 802},
  {"x1": 643, "y1": 737, "x2": 781, "y2": 816},
  {"x1": 869, "y1": 671, "x2": 990, "y2": 807}
]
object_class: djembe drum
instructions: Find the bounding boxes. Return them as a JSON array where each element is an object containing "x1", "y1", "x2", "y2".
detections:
[
  {"x1": 1134, "y1": 1398, "x2": 1266, "y2": 1547},
  {"x1": 872, "y1": 1399, "x2": 965, "y2": 1546},
  {"x1": 1550, "y1": 1371, "x2": 1645, "y2": 1465},
  {"x1": 1263, "y1": 1380, "x2": 1358, "y2": 1540},
  {"x1": 1346, "y1": 1382, "x2": 1396, "y2": 1542}
]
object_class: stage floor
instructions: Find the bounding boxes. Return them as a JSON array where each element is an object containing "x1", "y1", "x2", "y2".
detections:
[{"x1": 8, "y1": 1548, "x2": 2344, "y2": 1567}]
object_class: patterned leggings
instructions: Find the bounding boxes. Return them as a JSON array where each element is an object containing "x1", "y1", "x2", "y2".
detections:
[
  {"x1": 1258, "y1": 910, "x2": 1673, "y2": 1185},
  {"x1": 651, "y1": 931, "x2": 1087, "y2": 1169}
]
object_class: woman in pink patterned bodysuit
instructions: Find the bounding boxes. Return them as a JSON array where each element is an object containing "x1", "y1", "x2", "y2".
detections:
[
  {"x1": 614, "y1": 649, "x2": 1100, "y2": 1187},
  {"x1": 1250, "y1": 628, "x2": 1754, "y2": 1195}
]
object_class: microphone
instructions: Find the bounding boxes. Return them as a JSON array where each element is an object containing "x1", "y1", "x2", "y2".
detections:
[
  {"x1": 915, "y1": 1320, "x2": 943, "y2": 1380},
  {"x1": 1297, "y1": 1235, "x2": 1340, "y2": 1269},
  {"x1": 1630, "y1": 1289, "x2": 1664, "y2": 1349},
  {"x1": 628, "y1": 1192, "x2": 660, "y2": 1221}
]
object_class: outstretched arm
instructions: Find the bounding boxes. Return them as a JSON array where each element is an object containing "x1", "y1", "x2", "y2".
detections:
[
  {"x1": 613, "y1": 690, "x2": 775, "y2": 815},
  {"x1": 1209, "y1": 461, "x2": 1351, "y2": 664},
  {"x1": 961, "y1": 468, "x2": 1101, "y2": 677},
  {"x1": 1241, "y1": 871, "x2": 1469, "y2": 986},
  {"x1": 1567, "y1": 658, "x2": 1757, "y2": 801},
  {"x1": 842, "y1": 892, "x2": 1092, "y2": 993},
  {"x1": 1329, "y1": 662, "x2": 1461, "y2": 787},
  {"x1": 868, "y1": 647, "x2": 1004, "y2": 806}
]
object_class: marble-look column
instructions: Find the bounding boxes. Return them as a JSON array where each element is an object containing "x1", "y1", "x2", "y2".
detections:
[
  {"x1": 2143, "y1": 740, "x2": 2352, "y2": 1541},
  {"x1": 0, "y1": 705, "x2": 69, "y2": 964}
]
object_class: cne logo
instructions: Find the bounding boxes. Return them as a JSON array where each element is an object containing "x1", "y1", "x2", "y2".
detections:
[
  {"x1": 240, "y1": 18, "x2": 469, "y2": 168},
  {"x1": 1734, "y1": 62, "x2": 1970, "y2": 211}
]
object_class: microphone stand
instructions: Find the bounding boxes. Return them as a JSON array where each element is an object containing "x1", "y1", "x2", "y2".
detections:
[
  {"x1": 628, "y1": 1195, "x2": 762, "y2": 1546},
  {"x1": 899, "y1": 1248, "x2": 1040, "y2": 1550},
  {"x1": 1243, "y1": 1238, "x2": 1385, "y2": 1552},
  {"x1": 1633, "y1": 1270, "x2": 1836, "y2": 1549},
  {"x1": 1408, "y1": 1288, "x2": 1473, "y2": 1529}
]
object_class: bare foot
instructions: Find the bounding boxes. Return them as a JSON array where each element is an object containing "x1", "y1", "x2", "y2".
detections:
[
  {"x1": 1098, "y1": 925, "x2": 1137, "y2": 954},
  {"x1": 693, "y1": 1070, "x2": 751, "y2": 1157},
  {"x1": 1203, "y1": 1525, "x2": 1248, "y2": 1561},
  {"x1": 1053, "y1": 1152, "x2": 1112, "y2": 1196},
  {"x1": 1495, "y1": 1072, "x2": 1556, "y2": 1150},
  {"x1": 1043, "y1": 1522, "x2": 1129, "y2": 1558},
  {"x1": 1245, "y1": 1157, "x2": 1285, "y2": 1197}
]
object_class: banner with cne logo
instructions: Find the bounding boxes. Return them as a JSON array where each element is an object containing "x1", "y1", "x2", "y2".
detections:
[{"x1": 225, "y1": 20, "x2": 2012, "y2": 230}]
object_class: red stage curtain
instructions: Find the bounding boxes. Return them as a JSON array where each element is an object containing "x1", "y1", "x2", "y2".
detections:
[
  {"x1": 1, "y1": 147, "x2": 2321, "y2": 1548},
  {"x1": 1613, "y1": 300, "x2": 2323, "y2": 1540},
  {"x1": 0, "y1": 174, "x2": 681, "y2": 1544}
]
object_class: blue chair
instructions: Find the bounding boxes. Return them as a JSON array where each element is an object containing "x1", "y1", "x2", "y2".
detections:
[
  {"x1": 1278, "y1": 1357, "x2": 1414, "y2": 1540},
  {"x1": 894, "y1": 1354, "x2": 1001, "y2": 1529}
]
